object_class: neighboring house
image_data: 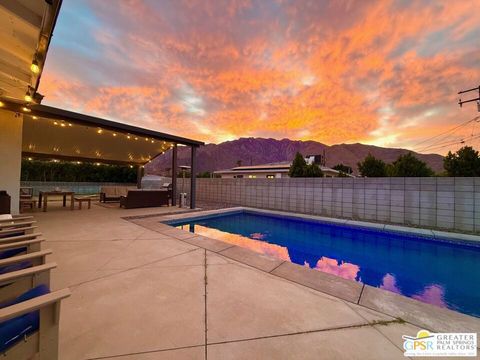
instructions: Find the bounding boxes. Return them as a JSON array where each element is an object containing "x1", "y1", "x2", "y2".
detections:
[{"x1": 214, "y1": 161, "x2": 352, "y2": 179}]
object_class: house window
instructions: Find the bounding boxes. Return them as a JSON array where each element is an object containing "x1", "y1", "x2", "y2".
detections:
[
  {"x1": 234, "y1": 175, "x2": 243, "y2": 178},
  {"x1": 248, "y1": 175, "x2": 257, "y2": 178},
  {"x1": 266, "y1": 175, "x2": 275, "y2": 179}
]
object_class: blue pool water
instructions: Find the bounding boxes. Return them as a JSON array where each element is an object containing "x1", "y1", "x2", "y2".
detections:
[{"x1": 169, "y1": 211, "x2": 480, "y2": 317}]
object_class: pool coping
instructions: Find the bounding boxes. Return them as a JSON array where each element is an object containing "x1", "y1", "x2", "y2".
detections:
[
  {"x1": 130, "y1": 207, "x2": 480, "y2": 336},
  {"x1": 162, "y1": 207, "x2": 480, "y2": 246}
]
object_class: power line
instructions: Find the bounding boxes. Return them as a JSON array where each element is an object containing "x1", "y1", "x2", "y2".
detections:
[
  {"x1": 421, "y1": 133, "x2": 480, "y2": 153},
  {"x1": 415, "y1": 86, "x2": 480, "y2": 153},
  {"x1": 418, "y1": 137, "x2": 464, "y2": 153},
  {"x1": 412, "y1": 115, "x2": 480, "y2": 153}
]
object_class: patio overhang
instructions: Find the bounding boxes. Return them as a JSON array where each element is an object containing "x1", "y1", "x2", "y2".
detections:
[
  {"x1": 0, "y1": 0, "x2": 62, "y2": 103},
  {"x1": 0, "y1": 0, "x2": 202, "y2": 211},
  {"x1": 0, "y1": 100, "x2": 204, "y2": 166}
]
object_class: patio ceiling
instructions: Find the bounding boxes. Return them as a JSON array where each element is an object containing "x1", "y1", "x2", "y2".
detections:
[
  {"x1": 2, "y1": 100, "x2": 204, "y2": 165},
  {"x1": 0, "y1": 0, "x2": 61, "y2": 103}
]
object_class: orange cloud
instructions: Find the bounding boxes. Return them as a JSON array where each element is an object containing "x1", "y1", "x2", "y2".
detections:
[{"x1": 39, "y1": 0, "x2": 480, "y2": 153}]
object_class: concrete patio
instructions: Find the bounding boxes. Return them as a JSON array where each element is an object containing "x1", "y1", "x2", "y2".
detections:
[{"x1": 31, "y1": 202, "x2": 479, "y2": 359}]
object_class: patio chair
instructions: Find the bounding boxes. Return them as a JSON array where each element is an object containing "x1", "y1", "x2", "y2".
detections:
[
  {"x1": 19, "y1": 187, "x2": 33, "y2": 199},
  {"x1": 0, "y1": 226, "x2": 37, "y2": 239},
  {"x1": 19, "y1": 188, "x2": 35, "y2": 213},
  {"x1": 0, "y1": 250, "x2": 51, "y2": 275},
  {"x1": 0, "y1": 220, "x2": 36, "y2": 231},
  {"x1": 0, "y1": 285, "x2": 71, "y2": 359},
  {"x1": 0, "y1": 239, "x2": 45, "y2": 260},
  {"x1": 0, "y1": 263, "x2": 56, "y2": 303},
  {"x1": 0, "y1": 232, "x2": 43, "y2": 244},
  {"x1": 0, "y1": 216, "x2": 34, "y2": 223}
]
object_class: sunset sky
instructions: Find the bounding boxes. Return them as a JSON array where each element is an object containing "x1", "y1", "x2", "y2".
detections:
[{"x1": 39, "y1": 0, "x2": 480, "y2": 154}]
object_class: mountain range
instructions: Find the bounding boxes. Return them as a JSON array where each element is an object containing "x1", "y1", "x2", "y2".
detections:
[{"x1": 145, "y1": 137, "x2": 444, "y2": 175}]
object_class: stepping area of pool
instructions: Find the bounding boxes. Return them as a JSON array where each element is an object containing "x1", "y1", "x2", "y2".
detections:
[{"x1": 34, "y1": 204, "x2": 480, "y2": 359}]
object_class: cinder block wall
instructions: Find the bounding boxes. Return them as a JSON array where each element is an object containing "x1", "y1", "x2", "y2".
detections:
[{"x1": 186, "y1": 177, "x2": 480, "y2": 233}]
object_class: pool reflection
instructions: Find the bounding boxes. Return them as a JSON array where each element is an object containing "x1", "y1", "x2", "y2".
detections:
[
  {"x1": 178, "y1": 224, "x2": 447, "y2": 307},
  {"x1": 175, "y1": 212, "x2": 479, "y2": 317},
  {"x1": 178, "y1": 222, "x2": 450, "y2": 311},
  {"x1": 179, "y1": 224, "x2": 291, "y2": 261}
]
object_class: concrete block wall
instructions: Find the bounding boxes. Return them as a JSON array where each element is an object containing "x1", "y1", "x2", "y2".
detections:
[{"x1": 187, "y1": 177, "x2": 480, "y2": 233}]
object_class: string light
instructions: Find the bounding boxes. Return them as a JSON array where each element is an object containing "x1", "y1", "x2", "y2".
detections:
[
  {"x1": 113, "y1": 133, "x2": 117, "y2": 137},
  {"x1": 27, "y1": 157, "x2": 33, "y2": 161},
  {"x1": 60, "y1": 123, "x2": 66, "y2": 127},
  {"x1": 127, "y1": 135, "x2": 131, "y2": 139},
  {"x1": 24, "y1": 86, "x2": 35, "y2": 103},
  {"x1": 30, "y1": 59, "x2": 40, "y2": 74},
  {"x1": 97, "y1": 129, "x2": 103, "y2": 134},
  {"x1": 68, "y1": 123, "x2": 72, "y2": 127},
  {"x1": 32, "y1": 116, "x2": 38, "y2": 119},
  {"x1": 22, "y1": 107, "x2": 31, "y2": 112},
  {"x1": 53, "y1": 121, "x2": 58, "y2": 125}
]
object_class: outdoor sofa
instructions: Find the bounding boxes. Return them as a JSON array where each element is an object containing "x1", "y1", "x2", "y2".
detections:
[
  {"x1": 100, "y1": 185, "x2": 137, "y2": 203},
  {"x1": 120, "y1": 189, "x2": 170, "y2": 209}
]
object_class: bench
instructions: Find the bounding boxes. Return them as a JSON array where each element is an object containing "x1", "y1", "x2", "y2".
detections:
[{"x1": 74, "y1": 197, "x2": 92, "y2": 210}]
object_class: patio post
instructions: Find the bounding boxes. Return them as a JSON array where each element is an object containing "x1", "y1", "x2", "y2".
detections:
[
  {"x1": 136, "y1": 165, "x2": 143, "y2": 189},
  {"x1": 190, "y1": 145, "x2": 197, "y2": 209},
  {"x1": 171, "y1": 144, "x2": 177, "y2": 206}
]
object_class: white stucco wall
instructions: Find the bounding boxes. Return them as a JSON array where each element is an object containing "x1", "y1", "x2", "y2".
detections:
[{"x1": 0, "y1": 110, "x2": 23, "y2": 214}]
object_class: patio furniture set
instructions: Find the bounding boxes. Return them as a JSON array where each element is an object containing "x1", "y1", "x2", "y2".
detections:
[
  {"x1": 100, "y1": 184, "x2": 173, "y2": 209},
  {"x1": 19, "y1": 187, "x2": 96, "y2": 213},
  {"x1": 0, "y1": 214, "x2": 70, "y2": 359},
  {"x1": 17, "y1": 184, "x2": 174, "y2": 213}
]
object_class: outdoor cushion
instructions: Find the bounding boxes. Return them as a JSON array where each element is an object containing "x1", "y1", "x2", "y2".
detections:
[
  {"x1": 0, "y1": 261, "x2": 33, "y2": 275},
  {"x1": 101, "y1": 186, "x2": 137, "y2": 199},
  {"x1": 0, "y1": 231, "x2": 24, "y2": 238},
  {"x1": 117, "y1": 186, "x2": 136, "y2": 197},
  {"x1": 0, "y1": 247, "x2": 27, "y2": 259},
  {"x1": 0, "y1": 284, "x2": 50, "y2": 352}
]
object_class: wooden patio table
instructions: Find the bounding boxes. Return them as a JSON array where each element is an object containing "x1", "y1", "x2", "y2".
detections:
[{"x1": 37, "y1": 191, "x2": 75, "y2": 212}]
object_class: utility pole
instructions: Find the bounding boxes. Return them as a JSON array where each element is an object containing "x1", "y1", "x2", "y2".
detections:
[{"x1": 458, "y1": 85, "x2": 480, "y2": 112}]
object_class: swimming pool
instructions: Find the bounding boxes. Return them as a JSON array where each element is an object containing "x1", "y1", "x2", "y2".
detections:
[{"x1": 167, "y1": 210, "x2": 480, "y2": 317}]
